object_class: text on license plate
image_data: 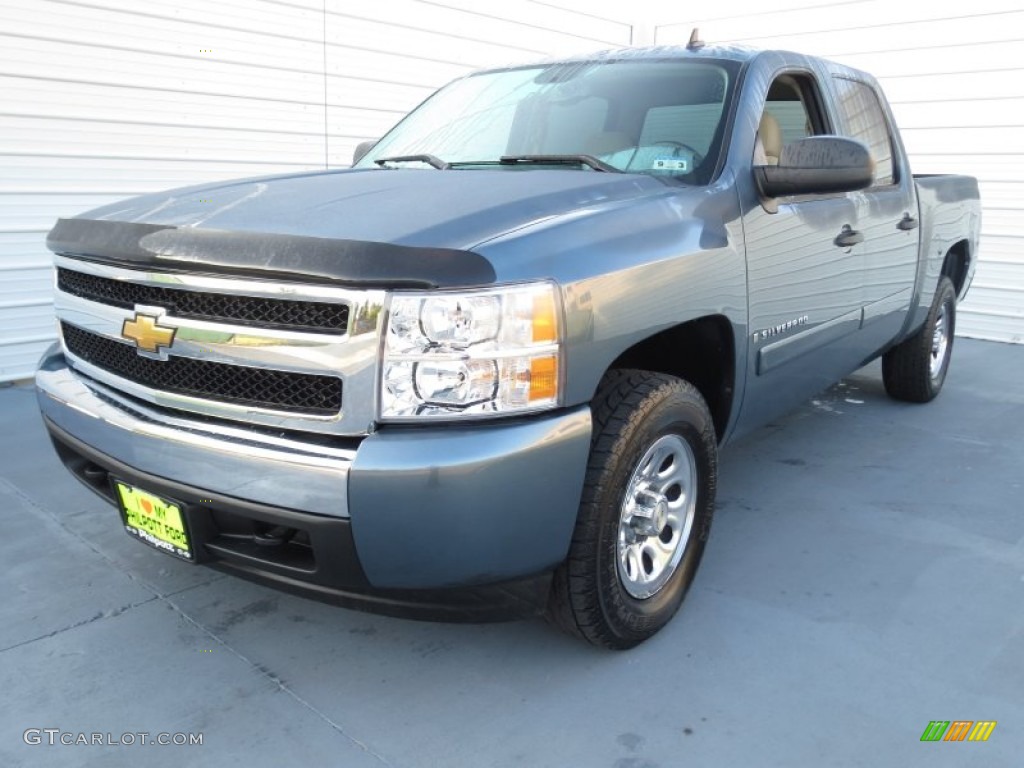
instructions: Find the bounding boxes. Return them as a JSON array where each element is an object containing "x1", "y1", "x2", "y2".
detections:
[{"x1": 114, "y1": 481, "x2": 192, "y2": 561}]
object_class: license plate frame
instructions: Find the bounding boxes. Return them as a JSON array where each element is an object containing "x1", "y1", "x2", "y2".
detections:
[{"x1": 112, "y1": 479, "x2": 194, "y2": 562}]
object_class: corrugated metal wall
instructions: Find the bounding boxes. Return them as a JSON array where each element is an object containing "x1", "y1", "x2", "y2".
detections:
[
  {"x1": 654, "y1": 0, "x2": 1024, "y2": 343},
  {"x1": 0, "y1": 0, "x2": 632, "y2": 381}
]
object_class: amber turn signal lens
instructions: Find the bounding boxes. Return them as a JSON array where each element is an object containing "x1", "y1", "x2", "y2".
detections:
[
  {"x1": 532, "y1": 291, "x2": 557, "y2": 344},
  {"x1": 529, "y1": 355, "x2": 558, "y2": 402}
]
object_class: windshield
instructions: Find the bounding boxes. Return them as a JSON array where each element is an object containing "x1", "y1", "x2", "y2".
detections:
[{"x1": 356, "y1": 58, "x2": 740, "y2": 183}]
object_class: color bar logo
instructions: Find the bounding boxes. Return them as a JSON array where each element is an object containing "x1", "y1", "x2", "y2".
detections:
[{"x1": 920, "y1": 721, "x2": 996, "y2": 742}]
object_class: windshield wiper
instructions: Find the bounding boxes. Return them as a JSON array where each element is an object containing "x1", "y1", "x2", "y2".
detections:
[
  {"x1": 374, "y1": 154, "x2": 450, "y2": 170},
  {"x1": 498, "y1": 154, "x2": 620, "y2": 173}
]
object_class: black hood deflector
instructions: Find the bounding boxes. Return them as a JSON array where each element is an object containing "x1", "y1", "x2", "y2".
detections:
[{"x1": 46, "y1": 218, "x2": 497, "y2": 289}]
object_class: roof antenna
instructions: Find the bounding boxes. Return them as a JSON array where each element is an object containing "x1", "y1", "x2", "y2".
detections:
[{"x1": 687, "y1": 28, "x2": 705, "y2": 51}]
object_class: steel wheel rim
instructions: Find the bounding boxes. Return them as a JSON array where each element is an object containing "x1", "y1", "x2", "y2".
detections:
[
  {"x1": 930, "y1": 303, "x2": 949, "y2": 379},
  {"x1": 616, "y1": 434, "x2": 698, "y2": 599}
]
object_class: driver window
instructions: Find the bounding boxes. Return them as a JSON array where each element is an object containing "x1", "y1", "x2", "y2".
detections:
[{"x1": 756, "y1": 74, "x2": 828, "y2": 166}]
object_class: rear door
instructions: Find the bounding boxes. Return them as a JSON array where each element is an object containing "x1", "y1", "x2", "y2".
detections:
[{"x1": 829, "y1": 76, "x2": 919, "y2": 349}]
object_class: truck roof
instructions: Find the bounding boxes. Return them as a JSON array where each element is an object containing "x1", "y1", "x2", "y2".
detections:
[
  {"x1": 488, "y1": 44, "x2": 875, "y2": 84},
  {"x1": 550, "y1": 43, "x2": 763, "y2": 64}
]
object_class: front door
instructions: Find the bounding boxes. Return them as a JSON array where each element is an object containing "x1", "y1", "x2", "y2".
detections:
[{"x1": 738, "y1": 68, "x2": 867, "y2": 430}]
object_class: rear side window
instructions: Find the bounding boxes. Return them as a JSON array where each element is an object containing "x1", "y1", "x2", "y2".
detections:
[{"x1": 832, "y1": 77, "x2": 895, "y2": 185}]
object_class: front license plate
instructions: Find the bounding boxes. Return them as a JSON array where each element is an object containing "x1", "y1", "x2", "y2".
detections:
[{"x1": 113, "y1": 481, "x2": 193, "y2": 561}]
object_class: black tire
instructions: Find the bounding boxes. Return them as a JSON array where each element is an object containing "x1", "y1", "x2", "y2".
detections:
[
  {"x1": 547, "y1": 370, "x2": 717, "y2": 649},
  {"x1": 882, "y1": 277, "x2": 957, "y2": 403}
]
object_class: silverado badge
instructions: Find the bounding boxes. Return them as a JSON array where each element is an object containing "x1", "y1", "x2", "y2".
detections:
[
  {"x1": 753, "y1": 315, "x2": 809, "y2": 343},
  {"x1": 121, "y1": 312, "x2": 176, "y2": 354}
]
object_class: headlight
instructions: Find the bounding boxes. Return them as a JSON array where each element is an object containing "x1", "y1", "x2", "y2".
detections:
[{"x1": 380, "y1": 282, "x2": 561, "y2": 420}]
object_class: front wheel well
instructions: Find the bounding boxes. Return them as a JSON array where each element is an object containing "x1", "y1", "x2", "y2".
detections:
[{"x1": 602, "y1": 315, "x2": 735, "y2": 441}]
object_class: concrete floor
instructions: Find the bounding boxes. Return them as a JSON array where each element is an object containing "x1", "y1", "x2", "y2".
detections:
[{"x1": 1, "y1": 337, "x2": 1021, "y2": 767}]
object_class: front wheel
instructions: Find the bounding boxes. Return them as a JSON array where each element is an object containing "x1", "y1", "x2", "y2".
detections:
[{"x1": 547, "y1": 370, "x2": 717, "y2": 649}]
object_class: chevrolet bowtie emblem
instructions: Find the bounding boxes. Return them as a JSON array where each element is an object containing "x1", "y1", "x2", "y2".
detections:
[{"x1": 121, "y1": 312, "x2": 176, "y2": 353}]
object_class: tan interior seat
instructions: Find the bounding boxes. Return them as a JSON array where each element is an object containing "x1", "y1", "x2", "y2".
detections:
[{"x1": 756, "y1": 112, "x2": 783, "y2": 166}]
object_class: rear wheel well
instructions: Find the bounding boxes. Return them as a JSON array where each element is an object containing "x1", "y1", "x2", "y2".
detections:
[
  {"x1": 603, "y1": 316, "x2": 734, "y2": 441},
  {"x1": 942, "y1": 240, "x2": 970, "y2": 297}
]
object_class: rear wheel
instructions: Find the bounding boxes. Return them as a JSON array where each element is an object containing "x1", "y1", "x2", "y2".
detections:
[
  {"x1": 883, "y1": 277, "x2": 957, "y2": 403},
  {"x1": 547, "y1": 370, "x2": 717, "y2": 649}
]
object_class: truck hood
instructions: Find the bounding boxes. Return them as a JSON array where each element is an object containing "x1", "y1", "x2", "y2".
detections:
[{"x1": 79, "y1": 168, "x2": 673, "y2": 251}]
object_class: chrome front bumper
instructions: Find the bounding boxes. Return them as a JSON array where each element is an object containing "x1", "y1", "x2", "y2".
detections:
[{"x1": 36, "y1": 345, "x2": 355, "y2": 517}]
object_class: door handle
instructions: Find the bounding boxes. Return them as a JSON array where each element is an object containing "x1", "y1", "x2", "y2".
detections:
[
  {"x1": 834, "y1": 225, "x2": 864, "y2": 248},
  {"x1": 897, "y1": 213, "x2": 919, "y2": 231}
]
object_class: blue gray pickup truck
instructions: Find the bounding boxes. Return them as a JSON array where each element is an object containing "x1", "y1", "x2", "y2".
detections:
[{"x1": 37, "y1": 42, "x2": 980, "y2": 648}]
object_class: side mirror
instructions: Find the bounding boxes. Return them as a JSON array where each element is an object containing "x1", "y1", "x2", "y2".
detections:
[
  {"x1": 754, "y1": 136, "x2": 874, "y2": 198},
  {"x1": 352, "y1": 139, "x2": 378, "y2": 166}
]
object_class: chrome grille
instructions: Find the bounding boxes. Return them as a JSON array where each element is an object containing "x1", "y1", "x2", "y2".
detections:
[
  {"x1": 62, "y1": 322, "x2": 343, "y2": 415},
  {"x1": 57, "y1": 267, "x2": 349, "y2": 333},
  {"x1": 53, "y1": 256, "x2": 386, "y2": 436}
]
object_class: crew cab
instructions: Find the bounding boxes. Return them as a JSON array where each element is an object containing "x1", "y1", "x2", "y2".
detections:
[{"x1": 36, "y1": 42, "x2": 980, "y2": 648}]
